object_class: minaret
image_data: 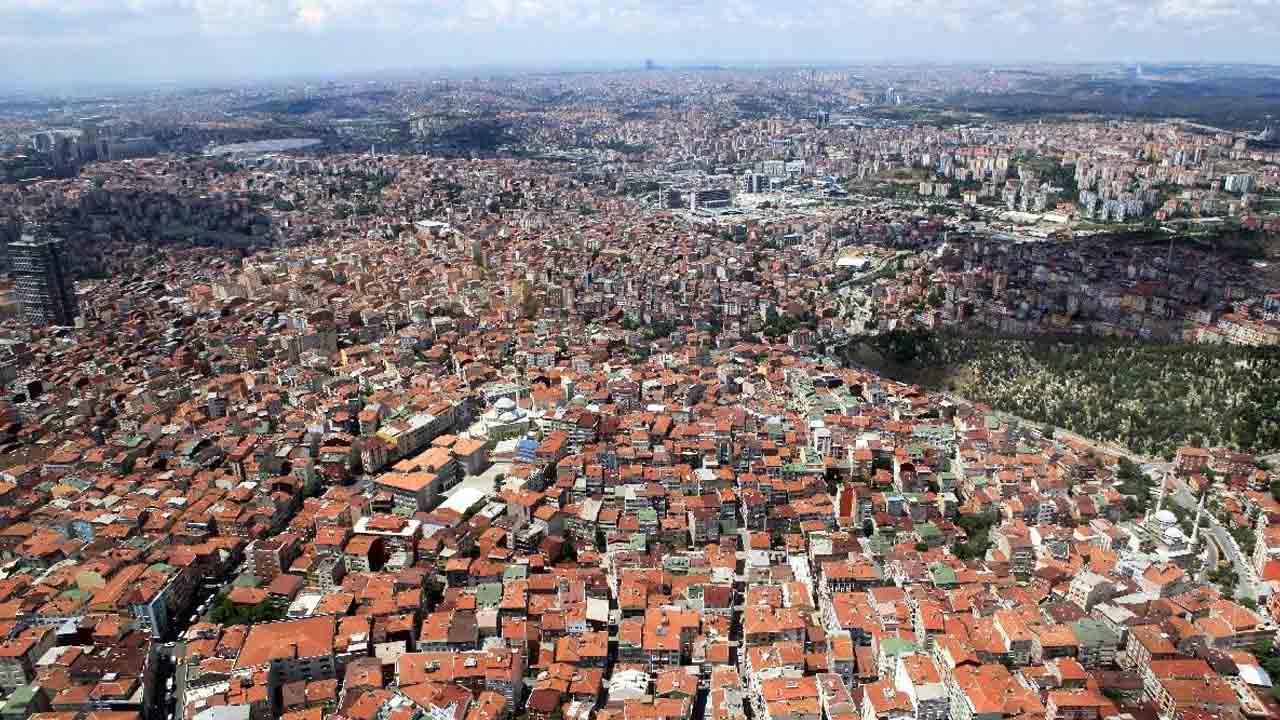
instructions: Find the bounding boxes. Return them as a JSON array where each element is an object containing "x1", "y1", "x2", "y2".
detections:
[
  {"x1": 1191, "y1": 492, "x2": 1206, "y2": 546},
  {"x1": 1150, "y1": 469, "x2": 1168, "y2": 521}
]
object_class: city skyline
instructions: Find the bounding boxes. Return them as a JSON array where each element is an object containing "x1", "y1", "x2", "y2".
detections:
[{"x1": 4, "y1": 0, "x2": 1280, "y2": 90}]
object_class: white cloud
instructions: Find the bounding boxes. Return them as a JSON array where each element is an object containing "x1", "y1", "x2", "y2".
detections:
[
  {"x1": 2, "y1": 0, "x2": 1280, "y2": 86},
  {"x1": 4, "y1": 0, "x2": 1279, "y2": 35}
]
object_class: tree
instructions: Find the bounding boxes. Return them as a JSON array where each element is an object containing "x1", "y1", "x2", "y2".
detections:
[
  {"x1": 954, "y1": 513, "x2": 995, "y2": 561},
  {"x1": 209, "y1": 594, "x2": 285, "y2": 626}
]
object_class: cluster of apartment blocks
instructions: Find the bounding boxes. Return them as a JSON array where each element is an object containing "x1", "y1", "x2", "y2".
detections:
[{"x1": 846, "y1": 232, "x2": 1280, "y2": 346}]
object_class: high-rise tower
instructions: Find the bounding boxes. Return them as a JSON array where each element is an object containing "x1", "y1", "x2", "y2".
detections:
[{"x1": 9, "y1": 236, "x2": 78, "y2": 327}]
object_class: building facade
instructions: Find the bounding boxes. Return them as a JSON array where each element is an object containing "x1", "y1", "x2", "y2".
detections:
[{"x1": 9, "y1": 237, "x2": 77, "y2": 326}]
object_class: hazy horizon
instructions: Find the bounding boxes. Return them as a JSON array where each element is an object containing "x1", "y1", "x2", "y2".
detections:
[{"x1": 4, "y1": 0, "x2": 1280, "y2": 93}]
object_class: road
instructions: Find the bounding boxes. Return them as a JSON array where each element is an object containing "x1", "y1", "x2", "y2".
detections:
[
  {"x1": 948, "y1": 397, "x2": 1271, "y2": 600},
  {"x1": 170, "y1": 641, "x2": 188, "y2": 720},
  {"x1": 147, "y1": 641, "x2": 185, "y2": 720},
  {"x1": 1201, "y1": 527, "x2": 1220, "y2": 584},
  {"x1": 935, "y1": 394, "x2": 1272, "y2": 600},
  {"x1": 995, "y1": 399, "x2": 1274, "y2": 599},
  {"x1": 1157, "y1": 467, "x2": 1267, "y2": 600}
]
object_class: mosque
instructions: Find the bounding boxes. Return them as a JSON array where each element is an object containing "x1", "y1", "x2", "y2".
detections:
[
  {"x1": 478, "y1": 395, "x2": 538, "y2": 441},
  {"x1": 1126, "y1": 470, "x2": 1205, "y2": 568}
]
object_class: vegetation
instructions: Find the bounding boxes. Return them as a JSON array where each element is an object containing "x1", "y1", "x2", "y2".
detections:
[
  {"x1": 762, "y1": 313, "x2": 814, "y2": 340},
  {"x1": 1009, "y1": 153, "x2": 1078, "y2": 195},
  {"x1": 644, "y1": 320, "x2": 677, "y2": 341},
  {"x1": 1209, "y1": 563, "x2": 1238, "y2": 596},
  {"x1": 602, "y1": 140, "x2": 654, "y2": 155},
  {"x1": 854, "y1": 331, "x2": 1280, "y2": 457},
  {"x1": 1250, "y1": 640, "x2": 1280, "y2": 699},
  {"x1": 953, "y1": 513, "x2": 995, "y2": 561},
  {"x1": 945, "y1": 75, "x2": 1280, "y2": 131},
  {"x1": 209, "y1": 593, "x2": 285, "y2": 626},
  {"x1": 1115, "y1": 458, "x2": 1156, "y2": 518},
  {"x1": 1232, "y1": 524, "x2": 1257, "y2": 557}
]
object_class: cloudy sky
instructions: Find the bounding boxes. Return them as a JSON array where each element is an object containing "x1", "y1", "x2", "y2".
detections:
[{"x1": 2, "y1": 0, "x2": 1279, "y2": 90}]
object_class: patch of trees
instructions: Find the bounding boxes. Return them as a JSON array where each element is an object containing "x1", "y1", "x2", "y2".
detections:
[
  {"x1": 1114, "y1": 457, "x2": 1157, "y2": 518},
  {"x1": 602, "y1": 140, "x2": 654, "y2": 155},
  {"x1": 953, "y1": 513, "x2": 995, "y2": 561},
  {"x1": 855, "y1": 331, "x2": 1280, "y2": 457},
  {"x1": 1251, "y1": 640, "x2": 1280, "y2": 699},
  {"x1": 209, "y1": 593, "x2": 285, "y2": 626}
]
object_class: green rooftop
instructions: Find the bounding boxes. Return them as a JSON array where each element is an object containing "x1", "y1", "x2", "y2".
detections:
[
  {"x1": 231, "y1": 574, "x2": 260, "y2": 589},
  {"x1": 475, "y1": 583, "x2": 502, "y2": 608},
  {"x1": 1070, "y1": 619, "x2": 1119, "y2": 647},
  {"x1": 914, "y1": 425, "x2": 954, "y2": 440},
  {"x1": 4, "y1": 684, "x2": 38, "y2": 709},
  {"x1": 664, "y1": 555, "x2": 690, "y2": 573},
  {"x1": 881, "y1": 636, "x2": 918, "y2": 657},
  {"x1": 930, "y1": 565, "x2": 958, "y2": 585},
  {"x1": 868, "y1": 534, "x2": 895, "y2": 555},
  {"x1": 502, "y1": 565, "x2": 528, "y2": 581}
]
